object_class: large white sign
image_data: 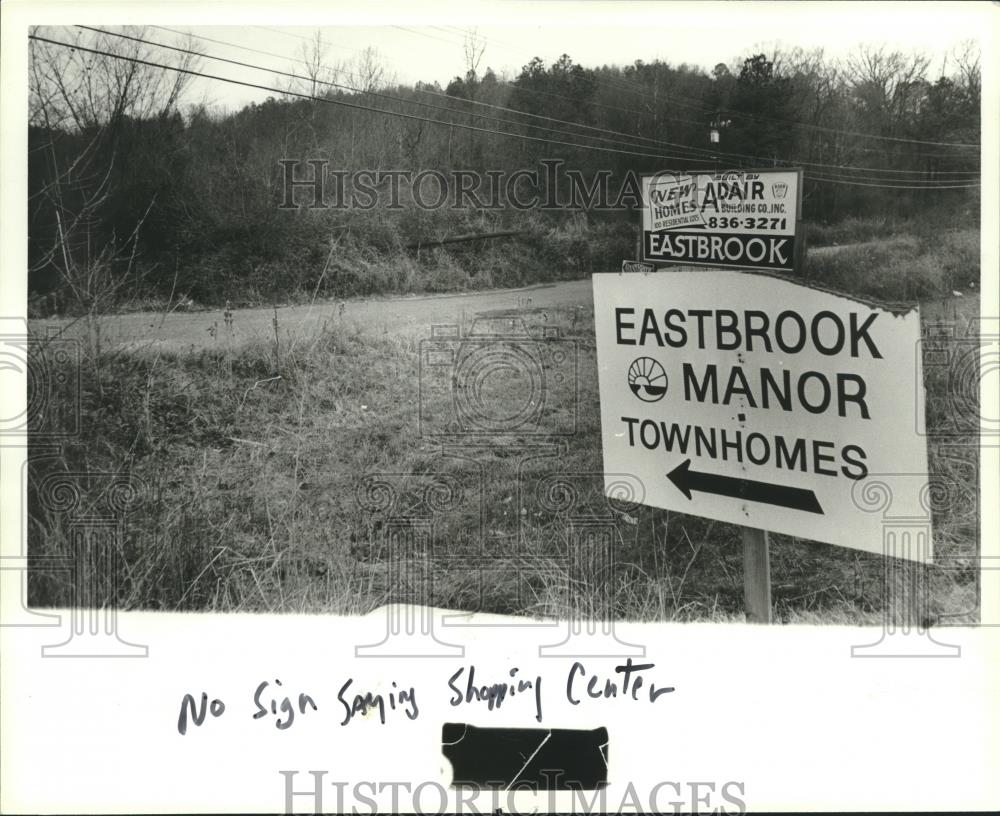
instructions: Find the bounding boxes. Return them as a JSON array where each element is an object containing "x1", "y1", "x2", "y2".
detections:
[
  {"x1": 641, "y1": 169, "x2": 801, "y2": 273},
  {"x1": 592, "y1": 270, "x2": 931, "y2": 559}
]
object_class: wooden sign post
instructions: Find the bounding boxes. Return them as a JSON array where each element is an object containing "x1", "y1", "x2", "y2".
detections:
[{"x1": 741, "y1": 527, "x2": 772, "y2": 623}]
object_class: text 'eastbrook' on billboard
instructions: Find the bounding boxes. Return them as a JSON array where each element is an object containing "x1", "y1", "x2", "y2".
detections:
[{"x1": 640, "y1": 170, "x2": 802, "y2": 273}]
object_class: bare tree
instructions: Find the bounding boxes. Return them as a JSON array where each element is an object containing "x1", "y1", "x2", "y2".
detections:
[
  {"x1": 843, "y1": 44, "x2": 931, "y2": 130},
  {"x1": 951, "y1": 39, "x2": 980, "y2": 109},
  {"x1": 30, "y1": 25, "x2": 200, "y2": 130},
  {"x1": 29, "y1": 25, "x2": 201, "y2": 346},
  {"x1": 303, "y1": 30, "x2": 329, "y2": 98},
  {"x1": 343, "y1": 46, "x2": 394, "y2": 94},
  {"x1": 463, "y1": 28, "x2": 486, "y2": 82}
]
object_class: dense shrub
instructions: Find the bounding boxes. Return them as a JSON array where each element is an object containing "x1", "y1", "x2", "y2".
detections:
[{"x1": 805, "y1": 229, "x2": 978, "y2": 301}]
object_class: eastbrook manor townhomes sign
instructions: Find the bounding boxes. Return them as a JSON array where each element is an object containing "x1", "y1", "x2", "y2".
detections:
[{"x1": 594, "y1": 169, "x2": 930, "y2": 561}]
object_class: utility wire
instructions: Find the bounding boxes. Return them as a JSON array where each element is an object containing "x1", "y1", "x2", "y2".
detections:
[
  {"x1": 86, "y1": 25, "x2": 979, "y2": 179},
  {"x1": 806, "y1": 174, "x2": 981, "y2": 189},
  {"x1": 31, "y1": 32, "x2": 980, "y2": 189},
  {"x1": 165, "y1": 20, "x2": 927, "y2": 160},
  {"x1": 29, "y1": 32, "x2": 707, "y2": 165},
  {"x1": 388, "y1": 24, "x2": 981, "y2": 149},
  {"x1": 79, "y1": 25, "x2": 729, "y2": 158},
  {"x1": 144, "y1": 24, "x2": 980, "y2": 165}
]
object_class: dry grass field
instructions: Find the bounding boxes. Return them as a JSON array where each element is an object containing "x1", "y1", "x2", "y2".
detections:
[{"x1": 26, "y1": 232, "x2": 982, "y2": 625}]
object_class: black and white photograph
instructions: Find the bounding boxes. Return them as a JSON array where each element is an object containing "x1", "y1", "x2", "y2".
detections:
[{"x1": 1, "y1": 1, "x2": 997, "y2": 813}]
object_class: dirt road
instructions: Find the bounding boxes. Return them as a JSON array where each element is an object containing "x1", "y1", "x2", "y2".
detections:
[
  {"x1": 35, "y1": 279, "x2": 595, "y2": 353},
  {"x1": 31, "y1": 243, "x2": 870, "y2": 353}
]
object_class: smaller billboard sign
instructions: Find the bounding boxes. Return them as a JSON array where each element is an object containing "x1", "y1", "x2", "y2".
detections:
[{"x1": 640, "y1": 169, "x2": 802, "y2": 273}]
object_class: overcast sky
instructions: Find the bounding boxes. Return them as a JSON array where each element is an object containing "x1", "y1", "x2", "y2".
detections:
[{"x1": 37, "y1": 1, "x2": 986, "y2": 113}]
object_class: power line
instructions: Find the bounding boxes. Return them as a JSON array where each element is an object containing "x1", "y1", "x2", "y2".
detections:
[
  {"x1": 806, "y1": 174, "x2": 980, "y2": 190},
  {"x1": 252, "y1": 25, "x2": 364, "y2": 52},
  {"x1": 403, "y1": 25, "x2": 692, "y2": 120},
  {"x1": 391, "y1": 25, "x2": 465, "y2": 48},
  {"x1": 75, "y1": 26, "x2": 716, "y2": 161},
  {"x1": 146, "y1": 25, "x2": 718, "y2": 152},
  {"x1": 30, "y1": 32, "x2": 980, "y2": 190},
  {"x1": 118, "y1": 26, "x2": 979, "y2": 179},
  {"x1": 390, "y1": 24, "x2": 693, "y2": 121},
  {"x1": 148, "y1": 25, "x2": 350, "y2": 65},
  {"x1": 140, "y1": 24, "x2": 981, "y2": 171},
  {"x1": 28, "y1": 32, "x2": 708, "y2": 165},
  {"x1": 715, "y1": 103, "x2": 978, "y2": 149},
  {"x1": 388, "y1": 24, "x2": 980, "y2": 151},
  {"x1": 143, "y1": 25, "x2": 711, "y2": 151},
  {"x1": 570, "y1": 55, "x2": 981, "y2": 150}
]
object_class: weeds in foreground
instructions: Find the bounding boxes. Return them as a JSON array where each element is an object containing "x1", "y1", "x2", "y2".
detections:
[{"x1": 27, "y1": 289, "x2": 980, "y2": 625}]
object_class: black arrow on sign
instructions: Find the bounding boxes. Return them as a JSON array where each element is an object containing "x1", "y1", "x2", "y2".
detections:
[{"x1": 666, "y1": 459, "x2": 824, "y2": 515}]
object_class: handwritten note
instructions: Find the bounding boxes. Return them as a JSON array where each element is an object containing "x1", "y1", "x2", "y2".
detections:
[{"x1": 176, "y1": 660, "x2": 674, "y2": 736}]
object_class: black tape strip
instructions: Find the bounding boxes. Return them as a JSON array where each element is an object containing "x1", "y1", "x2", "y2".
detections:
[{"x1": 442, "y1": 723, "x2": 608, "y2": 790}]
